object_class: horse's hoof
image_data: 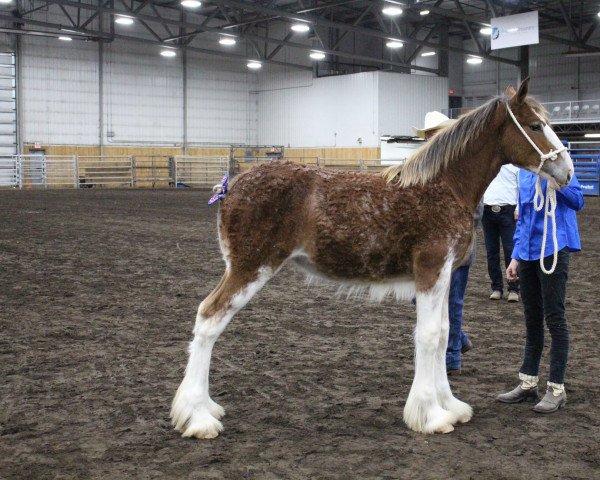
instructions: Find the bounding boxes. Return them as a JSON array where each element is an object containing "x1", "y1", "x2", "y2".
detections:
[
  {"x1": 436, "y1": 423, "x2": 455, "y2": 434},
  {"x1": 181, "y1": 413, "x2": 223, "y2": 439}
]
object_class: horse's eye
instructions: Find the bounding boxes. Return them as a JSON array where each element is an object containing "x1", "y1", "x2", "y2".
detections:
[{"x1": 530, "y1": 124, "x2": 542, "y2": 132}]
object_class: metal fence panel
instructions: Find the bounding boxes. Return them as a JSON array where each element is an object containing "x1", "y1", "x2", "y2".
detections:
[
  {"x1": 317, "y1": 158, "x2": 386, "y2": 172},
  {"x1": 133, "y1": 155, "x2": 173, "y2": 188},
  {"x1": 174, "y1": 156, "x2": 228, "y2": 187},
  {"x1": 18, "y1": 155, "x2": 77, "y2": 188},
  {"x1": 0, "y1": 155, "x2": 18, "y2": 187},
  {"x1": 77, "y1": 156, "x2": 134, "y2": 188}
]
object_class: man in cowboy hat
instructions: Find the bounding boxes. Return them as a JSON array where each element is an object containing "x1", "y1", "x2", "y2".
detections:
[{"x1": 414, "y1": 111, "x2": 480, "y2": 375}]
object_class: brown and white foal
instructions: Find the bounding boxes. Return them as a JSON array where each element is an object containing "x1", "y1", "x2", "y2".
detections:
[{"x1": 171, "y1": 80, "x2": 574, "y2": 438}]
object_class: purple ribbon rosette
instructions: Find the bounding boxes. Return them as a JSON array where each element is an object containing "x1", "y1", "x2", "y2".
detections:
[{"x1": 208, "y1": 174, "x2": 229, "y2": 205}]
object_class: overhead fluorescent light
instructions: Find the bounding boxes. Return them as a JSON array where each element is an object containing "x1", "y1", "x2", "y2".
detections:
[
  {"x1": 480, "y1": 27, "x2": 492, "y2": 35},
  {"x1": 309, "y1": 51, "x2": 326, "y2": 60},
  {"x1": 466, "y1": 57, "x2": 483, "y2": 64},
  {"x1": 247, "y1": 61, "x2": 262, "y2": 70},
  {"x1": 382, "y1": 5, "x2": 403, "y2": 16},
  {"x1": 420, "y1": 10, "x2": 430, "y2": 16},
  {"x1": 386, "y1": 40, "x2": 403, "y2": 49},
  {"x1": 160, "y1": 49, "x2": 177, "y2": 57},
  {"x1": 180, "y1": 0, "x2": 201, "y2": 8},
  {"x1": 291, "y1": 23, "x2": 310, "y2": 33},
  {"x1": 421, "y1": 51, "x2": 436, "y2": 57},
  {"x1": 58, "y1": 36, "x2": 72, "y2": 41},
  {"x1": 219, "y1": 36, "x2": 236, "y2": 46},
  {"x1": 115, "y1": 15, "x2": 134, "y2": 25},
  {"x1": 584, "y1": 133, "x2": 600, "y2": 138},
  {"x1": 0, "y1": 0, "x2": 13, "y2": 4}
]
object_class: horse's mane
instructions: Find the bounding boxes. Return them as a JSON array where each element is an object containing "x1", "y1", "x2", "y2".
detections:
[{"x1": 381, "y1": 95, "x2": 548, "y2": 187}]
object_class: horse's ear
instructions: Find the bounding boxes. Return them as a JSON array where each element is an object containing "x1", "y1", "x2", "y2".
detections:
[
  {"x1": 515, "y1": 78, "x2": 530, "y2": 104},
  {"x1": 505, "y1": 85, "x2": 516, "y2": 97}
]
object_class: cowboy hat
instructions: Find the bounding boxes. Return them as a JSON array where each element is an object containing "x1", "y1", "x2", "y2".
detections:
[{"x1": 413, "y1": 111, "x2": 457, "y2": 139}]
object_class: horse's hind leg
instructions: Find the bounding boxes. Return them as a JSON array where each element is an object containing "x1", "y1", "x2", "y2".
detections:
[
  {"x1": 171, "y1": 266, "x2": 273, "y2": 439},
  {"x1": 435, "y1": 282, "x2": 473, "y2": 424}
]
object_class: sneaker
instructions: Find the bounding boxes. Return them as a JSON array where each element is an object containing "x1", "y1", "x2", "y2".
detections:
[
  {"x1": 461, "y1": 339, "x2": 473, "y2": 354},
  {"x1": 533, "y1": 388, "x2": 567, "y2": 413},
  {"x1": 490, "y1": 290, "x2": 502, "y2": 300},
  {"x1": 497, "y1": 384, "x2": 539, "y2": 403},
  {"x1": 507, "y1": 292, "x2": 520, "y2": 303}
]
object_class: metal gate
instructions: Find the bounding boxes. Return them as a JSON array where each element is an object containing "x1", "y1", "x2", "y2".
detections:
[
  {"x1": 174, "y1": 156, "x2": 228, "y2": 187},
  {"x1": 77, "y1": 156, "x2": 134, "y2": 188},
  {"x1": 0, "y1": 52, "x2": 16, "y2": 157},
  {"x1": 18, "y1": 154, "x2": 77, "y2": 188},
  {"x1": 0, "y1": 155, "x2": 18, "y2": 187}
]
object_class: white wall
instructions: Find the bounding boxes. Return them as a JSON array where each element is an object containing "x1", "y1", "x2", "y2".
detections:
[
  {"x1": 19, "y1": 37, "x2": 259, "y2": 146},
  {"x1": 378, "y1": 72, "x2": 448, "y2": 137},
  {"x1": 21, "y1": 36, "x2": 99, "y2": 145},
  {"x1": 256, "y1": 69, "x2": 379, "y2": 147}
]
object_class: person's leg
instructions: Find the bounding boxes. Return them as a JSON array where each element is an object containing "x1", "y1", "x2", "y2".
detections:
[
  {"x1": 518, "y1": 259, "x2": 545, "y2": 378},
  {"x1": 500, "y1": 206, "x2": 519, "y2": 294},
  {"x1": 540, "y1": 250, "x2": 570, "y2": 386},
  {"x1": 482, "y1": 209, "x2": 503, "y2": 294},
  {"x1": 446, "y1": 265, "x2": 470, "y2": 371}
]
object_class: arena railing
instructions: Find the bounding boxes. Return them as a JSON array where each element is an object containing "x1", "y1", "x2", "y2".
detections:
[
  {"x1": 0, "y1": 155, "x2": 20, "y2": 188},
  {"x1": 173, "y1": 156, "x2": 229, "y2": 188}
]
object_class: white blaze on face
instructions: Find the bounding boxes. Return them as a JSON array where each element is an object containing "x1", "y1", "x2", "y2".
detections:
[{"x1": 543, "y1": 123, "x2": 574, "y2": 176}]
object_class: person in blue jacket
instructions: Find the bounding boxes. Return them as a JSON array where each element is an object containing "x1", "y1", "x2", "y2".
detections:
[{"x1": 497, "y1": 169, "x2": 584, "y2": 413}]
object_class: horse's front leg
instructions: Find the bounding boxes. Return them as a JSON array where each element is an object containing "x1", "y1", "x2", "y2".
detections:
[
  {"x1": 435, "y1": 281, "x2": 473, "y2": 424},
  {"x1": 404, "y1": 253, "x2": 456, "y2": 434}
]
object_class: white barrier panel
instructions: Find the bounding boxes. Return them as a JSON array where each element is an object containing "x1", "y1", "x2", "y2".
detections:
[
  {"x1": 0, "y1": 156, "x2": 18, "y2": 187},
  {"x1": 77, "y1": 156, "x2": 134, "y2": 188},
  {"x1": 19, "y1": 155, "x2": 77, "y2": 189},
  {"x1": 174, "y1": 156, "x2": 228, "y2": 187}
]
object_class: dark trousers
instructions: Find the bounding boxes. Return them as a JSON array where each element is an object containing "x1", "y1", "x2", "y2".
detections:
[
  {"x1": 519, "y1": 249, "x2": 570, "y2": 384},
  {"x1": 482, "y1": 205, "x2": 519, "y2": 294}
]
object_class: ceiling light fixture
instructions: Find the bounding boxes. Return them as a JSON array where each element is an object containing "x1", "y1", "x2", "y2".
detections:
[
  {"x1": 584, "y1": 133, "x2": 600, "y2": 138},
  {"x1": 247, "y1": 61, "x2": 262, "y2": 70},
  {"x1": 180, "y1": 0, "x2": 201, "y2": 8},
  {"x1": 382, "y1": 4, "x2": 403, "y2": 16},
  {"x1": 291, "y1": 23, "x2": 310, "y2": 33},
  {"x1": 466, "y1": 56, "x2": 483, "y2": 64},
  {"x1": 421, "y1": 51, "x2": 436, "y2": 57},
  {"x1": 219, "y1": 36, "x2": 236, "y2": 46},
  {"x1": 160, "y1": 49, "x2": 177, "y2": 57},
  {"x1": 420, "y1": 10, "x2": 430, "y2": 16},
  {"x1": 0, "y1": 0, "x2": 13, "y2": 4},
  {"x1": 115, "y1": 15, "x2": 134, "y2": 25},
  {"x1": 480, "y1": 27, "x2": 492, "y2": 35},
  {"x1": 309, "y1": 50, "x2": 326, "y2": 60},
  {"x1": 58, "y1": 36, "x2": 72, "y2": 41},
  {"x1": 386, "y1": 40, "x2": 403, "y2": 49}
]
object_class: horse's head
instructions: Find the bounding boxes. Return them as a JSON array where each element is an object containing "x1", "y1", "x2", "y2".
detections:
[{"x1": 500, "y1": 79, "x2": 574, "y2": 188}]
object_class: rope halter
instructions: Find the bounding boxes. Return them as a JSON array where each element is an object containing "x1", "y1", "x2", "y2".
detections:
[{"x1": 506, "y1": 104, "x2": 568, "y2": 274}]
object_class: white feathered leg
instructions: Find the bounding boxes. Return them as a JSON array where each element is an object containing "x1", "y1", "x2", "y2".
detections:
[
  {"x1": 404, "y1": 256, "x2": 456, "y2": 434},
  {"x1": 171, "y1": 268, "x2": 272, "y2": 439},
  {"x1": 436, "y1": 282, "x2": 473, "y2": 425}
]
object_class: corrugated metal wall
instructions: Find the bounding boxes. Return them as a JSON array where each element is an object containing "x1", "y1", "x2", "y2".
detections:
[
  {"x1": 462, "y1": 30, "x2": 600, "y2": 104},
  {"x1": 257, "y1": 70, "x2": 380, "y2": 147},
  {"x1": 378, "y1": 72, "x2": 448, "y2": 137},
  {"x1": 21, "y1": 36, "x2": 99, "y2": 145},
  {"x1": 19, "y1": 38, "x2": 258, "y2": 146}
]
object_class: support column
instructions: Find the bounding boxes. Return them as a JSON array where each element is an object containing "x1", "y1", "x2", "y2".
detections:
[
  {"x1": 438, "y1": 23, "x2": 449, "y2": 77},
  {"x1": 518, "y1": 45, "x2": 529, "y2": 82}
]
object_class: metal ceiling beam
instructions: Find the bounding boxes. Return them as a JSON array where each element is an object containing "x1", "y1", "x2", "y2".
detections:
[{"x1": 211, "y1": 0, "x2": 520, "y2": 66}]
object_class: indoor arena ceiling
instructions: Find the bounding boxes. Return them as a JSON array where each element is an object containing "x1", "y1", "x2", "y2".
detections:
[{"x1": 1, "y1": 1, "x2": 599, "y2": 74}]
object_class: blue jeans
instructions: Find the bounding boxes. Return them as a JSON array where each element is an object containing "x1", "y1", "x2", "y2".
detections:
[
  {"x1": 519, "y1": 249, "x2": 570, "y2": 384},
  {"x1": 446, "y1": 265, "x2": 471, "y2": 370},
  {"x1": 482, "y1": 205, "x2": 519, "y2": 294}
]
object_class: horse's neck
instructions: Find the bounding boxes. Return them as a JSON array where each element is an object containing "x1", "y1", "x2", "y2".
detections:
[{"x1": 441, "y1": 131, "x2": 504, "y2": 211}]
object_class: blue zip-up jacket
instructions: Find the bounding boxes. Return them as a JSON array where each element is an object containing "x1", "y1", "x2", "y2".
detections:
[{"x1": 512, "y1": 170, "x2": 584, "y2": 261}]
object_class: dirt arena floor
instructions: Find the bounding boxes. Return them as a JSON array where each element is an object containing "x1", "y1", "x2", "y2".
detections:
[{"x1": 1, "y1": 188, "x2": 599, "y2": 479}]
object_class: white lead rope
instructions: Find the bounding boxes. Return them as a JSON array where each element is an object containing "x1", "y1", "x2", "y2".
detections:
[{"x1": 506, "y1": 105, "x2": 566, "y2": 275}]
